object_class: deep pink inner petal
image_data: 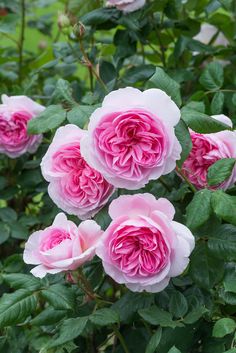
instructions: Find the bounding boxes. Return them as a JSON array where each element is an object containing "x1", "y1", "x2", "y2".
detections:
[
  {"x1": 94, "y1": 109, "x2": 168, "y2": 180},
  {"x1": 108, "y1": 224, "x2": 170, "y2": 277}
]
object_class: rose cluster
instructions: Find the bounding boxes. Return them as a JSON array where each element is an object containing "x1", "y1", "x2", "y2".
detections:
[{"x1": 2, "y1": 86, "x2": 235, "y2": 293}]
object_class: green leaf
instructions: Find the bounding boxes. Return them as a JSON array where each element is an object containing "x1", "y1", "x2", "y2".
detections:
[
  {"x1": 0, "y1": 222, "x2": 10, "y2": 244},
  {"x1": 0, "y1": 207, "x2": 17, "y2": 223},
  {"x1": 148, "y1": 67, "x2": 182, "y2": 107},
  {"x1": 189, "y1": 243, "x2": 224, "y2": 290},
  {"x1": 145, "y1": 327, "x2": 162, "y2": 353},
  {"x1": 139, "y1": 306, "x2": 183, "y2": 328},
  {"x1": 211, "y1": 191, "x2": 236, "y2": 225},
  {"x1": 46, "y1": 316, "x2": 88, "y2": 348},
  {"x1": 0, "y1": 14, "x2": 19, "y2": 34},
  {"x1": 168, "y1": 347, "x2": 182, "y2": 353},
  {"x1": 181, "y1": 108, "x2": 230, "y2": 133},
  {"x1": 213, "y1": 318, "x2": 236, "y2": 338},
  {"x1": 175, "y1": 119, "x2": 192, "y2": 167},
  {"x1": 41, "y1": 284, "x2": 76, "y2": 310},
  {"x1": 169, "y1": 291, "x2": 188, "y2": 318},
  {"x1": 183, "y1": 306, "x2": 207, "y2": 324},
  {"x1": 90, "y1": 308, "x2": 119, "y2": 326},
  {"x1": 207, "y1": 158, "x2": 236, "y2": 186},
  {"x1": 186, "y1": 189, "x2": 212, "y2": 229},
  {"x1": 0, "y1": 289, "x2": 37, "y2": 328},
  {"x1": 123, "y1": 65, "x2": 155, "y2": 84},
  {"x1": 52, "y1": 79, "x2": 76, "y2": 106},
  {"x1": 112, "y1": 292, "x2": 154, "y2": 322},
  {"x1": 2, "y1": 273, "x2": 41, "y2": 291},
  {"x1": 211, "y1": 91, "x2": 224, "y2": 115},
  {"x1": 208, "y1": 224, "x2": 236, "y2": 261},
  {"x1": 67, "y1": 104, "x2": 100, "y2": 128},
  {"x1": 199, "y1": 62, "x2": 224, "y2": 91},
  {"x1": 30, "y1": 307, "x2": 67, "y2": 326},
  {"x1": 223, "y1": 265, "x2": 236, "y2": 293},
  {"x1": 27, "y1": 105, "x2": 66, "y2": 134}
]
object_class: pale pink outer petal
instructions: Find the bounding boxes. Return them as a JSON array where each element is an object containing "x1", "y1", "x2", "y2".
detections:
[
  {"x1": 52, "y1": 212, "x2": 78, "y2": 236},
  {"x1": 211, "y1": 114, "x2": 233, "y2": 128},
  {"x1": 108, "y1": 194, "x2": 175, "y2": 220},
  {"x1": 31, "y1": 265, "x2": 62, "y2": 278},
  {"x1": 193, "y1": 24, "x2": 228, "y2": 47},
  {"x1": 23, "y1": 230, "x2": 42, "y2": 265},
  {"x1": 168, "y1": 221, "x2": 195, "y2": 277},
  {"x1": 78, "y1": 220, "x2": 103, "y2": 248},
  {"x1": 126, "y1": 277, "x2": 170, "y2": 293},
  {"x1": 1, "y1": 94, "x2": 45, "y2": 116},
  {"x1": 41, "y1": 124, "x2": 85, "y2": 181}
]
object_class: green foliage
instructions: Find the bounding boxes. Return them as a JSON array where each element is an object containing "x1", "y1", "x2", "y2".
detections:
[{"x1": 0, "y1": 0, "x2": 236, "y2": 352}]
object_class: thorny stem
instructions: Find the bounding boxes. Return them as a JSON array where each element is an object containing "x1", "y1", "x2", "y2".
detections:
[
  {"x1": 18, "y1": 0, "x2": 26, "y2": 84},
  {"x1": 176, "y1": 166, "x2": 197, "y2": 193}
]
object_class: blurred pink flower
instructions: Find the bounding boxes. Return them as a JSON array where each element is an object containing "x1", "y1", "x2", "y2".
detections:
[
  {"x1": 0, "y1": 95, "x2": 44, "y2": 158},
  {"x1": 23, "y1": 213, "x2": 103, "y2": 278},
  {"x1": 96, "y1": 193, "x2": 195, "y2": 293},
  {"x1": 106, "y1": 0, "x2": 145, "y2": 13}
]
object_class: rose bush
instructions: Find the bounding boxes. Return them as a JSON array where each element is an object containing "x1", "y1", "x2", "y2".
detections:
[{"x1": 0, "y1": 1, "x2": 236, "y2": 353}]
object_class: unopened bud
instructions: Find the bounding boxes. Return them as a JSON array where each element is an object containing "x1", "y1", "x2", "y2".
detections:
[
  {"x1": 38, "y1": 40, "x2": 47, "y2": 50},
  {"x1": 58, "y1": 13, "x2": 71, "y2": 32},
  {"x1": 73, "y1": 22, "x2": 86, "y2": 39}
]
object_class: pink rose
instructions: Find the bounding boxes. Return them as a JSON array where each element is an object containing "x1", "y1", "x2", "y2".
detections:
[
  {"x1": 0, "y1": 95, "x2": 44, "y2": 158},
  {"x1": 80, "y1": 88, "x2": 181, "y2": 190},
  {"x1": 23, "y1": 213, "x2": 103, "y2": 278},
  {"x1": 194, "y1": 24, "x2": 228, "y2": 47},
  {"x1": 96, "y1": 193, "x2": 195, "y2": 293},
  {"x1": 41, "y1": 124, "x2": 115, "y2": 220},
  {"x1": 106, "y1": 0, "x2": 145, "y2": 13},
  {"x1": 182, "y1": 114, "x2": 236, "y2": 190}
]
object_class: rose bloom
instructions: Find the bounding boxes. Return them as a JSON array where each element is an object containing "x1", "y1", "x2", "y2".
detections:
[
  {"x1": 80, "y1": 87, "x2": 181, "y2": 190},
  {"x1": 96, "y1": 193, "x2": 195, "y2": 293},
  {"x1": 106, "y1": 0, "x2": 145, "y2": 13},
  {"x1": 0, "y1": 95, "x2": 44, "y2": 158},
  {"x1": 194, "y1": 24, "x2": 228, "y2": 47},
  {"x1": 23, "y1": 213, "x2": 103, "y2": 278},
  {"x1": 41, "y1": 124, "x2": 114, "y2": 220},
  {"x1": 182, "y1": 114, "x2": 236, "y2": 190}
]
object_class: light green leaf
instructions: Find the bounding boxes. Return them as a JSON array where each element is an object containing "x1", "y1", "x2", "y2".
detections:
[
  {"x1": 27, "y1": 105, "x2": 66, "y2": 134},
  {"x1": 207, "y1": 158, "x2": 236, "y2": 186},
  {"x1": 175, "y1": 119, "x2": 192, "y2": 167},
  {"x1": 67, "y1": 104, "x2": 100, "y2": 128},
  {"x1": 211, "y1": 91, "x2": 224, "y2": 115},
  {"x1": 213, "y1": 318, "x2": 236, "y2": 338},
  {"x1": 211, "y1": 191, "x2": 236, "y2": 225}
]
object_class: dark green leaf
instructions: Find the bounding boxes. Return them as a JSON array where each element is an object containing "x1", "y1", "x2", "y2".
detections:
[
  {"x1": 30, "y1": 307, "x2": 67, "y2": 326},
  {"x1": 199, "y1": 62, "x2": 224, "y2": 91},
  {"x1": 169, "y1": 291, "x2": 188, "y2": 318},
  {"x1": 208, "y1": 224, "x2": 236, "y2": 261},
  {"x1": 175, "y1": 119, "x2": 192, "y2": 167},
  {"x1": 145, "y1": 327, "x2": 162, "y2": 353},
  {"x1": 186, "y1": 189, "x2": 212, "y2": 229},
  {"x1": 148, "y1": 67, "x2": 182, "y2": 107},
  {"x1": 181, "y1": 108, "x2": 230, "y2": 133},
  {"x1": 2, "y1": 273, "x2": 41, "y2": 291},
  {"x1": 211, "y1": 92, "x2": 224, "y2": 115},
  {"x1": 0, "y1": 207, "x2": 17, "y2": 223},
  {"x1": 168, "y1": 347, "x2": 182, "y2": 353},
  {"x1": 211, "y1": 191, "x2": 236, "y2": 225},
  {"x1": 139, "y1": 306, "x2": 183, "y2": 328},
  {"x1": 46, "y1": 316, "x2": 88, "y2": 348},
  {"x1": 0, "y1": 289, "x2": 37, "y2": 328},
  {"x1": 41, "y1": 284, "x2": 76, "y2": 310},
  {"x1": 90, "y1": 308, "x2": 119, "y2": 326}
]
